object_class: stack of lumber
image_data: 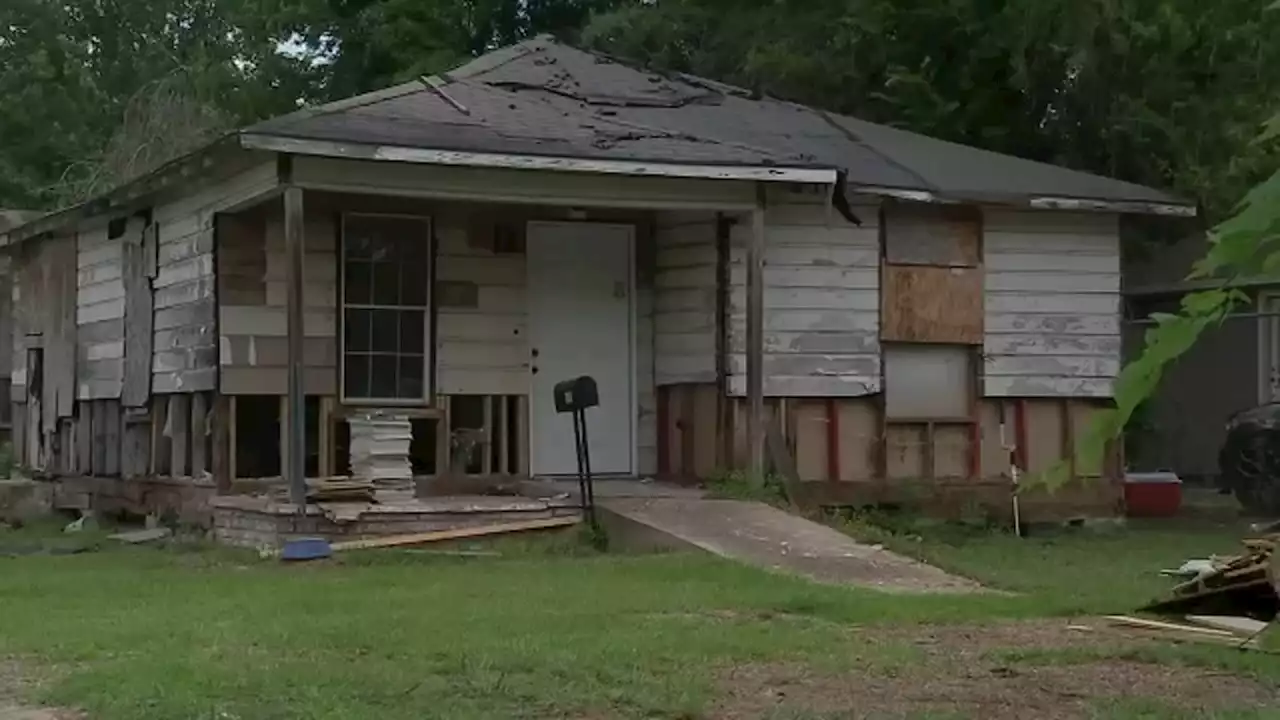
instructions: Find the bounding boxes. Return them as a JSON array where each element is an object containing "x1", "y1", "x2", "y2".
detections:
[
  {"x1": 307, "y1": 478, "x2": 375, "y2": 503},
  {"x1": 1106, "y1": 614, "x2": 1269, "y2": 649},
  {"x1": 348, "y1": 414, "x2": 413, "y2": 487}
]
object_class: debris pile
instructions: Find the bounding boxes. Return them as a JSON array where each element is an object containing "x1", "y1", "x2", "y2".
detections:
[
  {"x1": 1108, "y1": 528, "x2": 1278, "y2": 650},
  {"x1": 1143, "y1": 531, "x2": 1279, "y2": 621},
  {"x1": 348, "y1": 413, "x2": 414, "y2": 488}
]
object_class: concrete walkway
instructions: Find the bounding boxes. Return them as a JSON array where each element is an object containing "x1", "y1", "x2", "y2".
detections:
[{"x1": 600, "y1": 497, "x2": 981, "y2": 593}]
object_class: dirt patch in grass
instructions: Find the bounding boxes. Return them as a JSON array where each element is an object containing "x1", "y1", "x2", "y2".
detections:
[
  {"x1": 711, "y1": 619, "x2": 1279, "y2": 719},
  {"x1": 0, "y1": 661, "x2": 82, "y2": 720}
]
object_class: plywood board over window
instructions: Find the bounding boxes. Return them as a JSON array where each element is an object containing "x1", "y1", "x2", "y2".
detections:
[
  {"x1": 880, "y1": 203, "x2": 984, "y2": 345},
  {"x1": 881, "y1": 265, "x2": 983, "y2": 344},
  {"x1": 883, "y1": 203, "x2": 981, "y2": 267}
]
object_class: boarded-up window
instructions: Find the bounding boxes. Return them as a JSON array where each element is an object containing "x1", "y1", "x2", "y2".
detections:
[
  {"x1": 883, "y1": 203, "x2": 981, "y2": 267},
  {"x1": 341, "y1": 214, "x2": 433, "y2": 403},
  {"x1": 880, "y1": 203, "x2": 984, "y2": 345},
  {"x1": 881, "y1": 265, "x2": 983, "y2": 344},
  {"x1": 883, "y1": 344, "x2": 973, "y2": 419}
]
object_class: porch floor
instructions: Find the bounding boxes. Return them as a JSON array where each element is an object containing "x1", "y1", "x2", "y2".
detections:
[{"x1": 211, "y1": 490, "x2": 582, "y2": 549}]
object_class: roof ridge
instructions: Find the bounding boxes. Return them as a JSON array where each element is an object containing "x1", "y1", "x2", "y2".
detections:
[{"x1": 810, "y1": 109, "x2": 934, "y2": 192}]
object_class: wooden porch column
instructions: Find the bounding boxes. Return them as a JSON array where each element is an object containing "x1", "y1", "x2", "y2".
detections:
[
  {"x1": 283, "y1": 185, "x2": 307, "y2": 510},
  {"x1": 747, "y1": 183, "x2": 767, "y2": 485}
]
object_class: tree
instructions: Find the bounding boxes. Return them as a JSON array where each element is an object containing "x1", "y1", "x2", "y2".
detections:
[
  {"x1": 1075, "y1": 114, "x2": 1280, "y2": 479},
  {"x1": 0, "y1": 0, "x2": 323, "y2": 208},
  {"x1": 310, "y1": 0, "x2": 632, "y2": 97},
  {"x1": 585, "y1": 0, "x2": 1280, "y2": 221}
]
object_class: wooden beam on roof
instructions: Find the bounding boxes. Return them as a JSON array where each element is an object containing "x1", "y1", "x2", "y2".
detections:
[
  {"x1": 239, "y1": 133, "x2": 840, "y2": 186},
  {"x1": 1029, "y1": 196, "x2": 1197, "y2": 217},
  {"x1": 746, "y1": 183, "x2": 767, "y2": 486}
]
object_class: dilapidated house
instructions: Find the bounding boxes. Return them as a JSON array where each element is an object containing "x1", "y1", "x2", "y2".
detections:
[{"x1": 0, "y1": 37, "x2": 1194, "y2": 537}]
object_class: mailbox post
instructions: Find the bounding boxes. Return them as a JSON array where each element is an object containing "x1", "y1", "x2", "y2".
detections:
[{"x1": 553, "y1": 375, "x2": 600, "y2": 527}]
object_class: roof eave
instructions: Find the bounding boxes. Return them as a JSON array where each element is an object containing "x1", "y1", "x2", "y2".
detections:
[{"x1": 239, "y1": 132, "x2": 841, "y2": 186}]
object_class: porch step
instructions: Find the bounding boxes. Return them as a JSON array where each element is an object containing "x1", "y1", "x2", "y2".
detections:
[{"x1": 599, "y1": 497, "x2": 981, "y2": 593}]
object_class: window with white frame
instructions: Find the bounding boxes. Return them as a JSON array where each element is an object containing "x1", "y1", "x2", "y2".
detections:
[{"x1": 341, "y1": 213, "x2": 433, "y2": 403}]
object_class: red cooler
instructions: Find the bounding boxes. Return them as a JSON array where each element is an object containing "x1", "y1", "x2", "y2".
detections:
[{"x1": 1124, "y1": 472, "x2": 1182, "y2": 518}]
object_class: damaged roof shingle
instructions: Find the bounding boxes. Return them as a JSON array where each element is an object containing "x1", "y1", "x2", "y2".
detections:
[{"x1": 247, "y1": 35, "x2": 1185, "y2": 206}]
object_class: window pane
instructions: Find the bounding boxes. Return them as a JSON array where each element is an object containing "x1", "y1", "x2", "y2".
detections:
[
  {"x1": 399, "y1": 356, "x2": 424, "y2": 400},
  {"x1": 370, "y1": 355, "x2": 398, "y2": 398},
  {"x1": 371, "y1": 260, "x2": 400, "y2": 305},
  {"x1": 402, "y1": 243, "x2": 429, "y2": 306},
  {"x1": 345, "y1": 309, "x2": 371, "y2": 352},
  {"x1": 344, "y1": 260, "x2": 371, "y2": 304},
  {"x1": 344, "y1": 354, "x2": 370, "y2": 399},
  {"x1": 371, "y1": 310, "x2": 398, "y2": 353},
  {"x1": 400, "y1": 310, "x2": 425, "y2": 354}
]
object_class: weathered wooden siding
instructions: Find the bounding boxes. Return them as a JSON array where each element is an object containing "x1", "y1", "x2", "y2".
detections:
[
  {"x1": 983, "y1": 210, "x2": 1121, "y2": 397},
  {"x1": 76, "y1": 221, "x2": 126, "y2": 399},
  {"x1": 218, "y1": 205, "x2": 339, "y2": 395},
  {"x1": 636, "y1": 230, "x2": 657, "y2": 475},
  {"x1": 154, "y1": 161, "x2": 277, "y2": 394},
  {"x1": 653, "y1": 213, "x2": 717, "y2": 385},
  {"x1": 435, "y1": 217, "x2": 529, "y2": 396},
  {"x1": 728, "y1": 201, "x2": 881, "y2": 397},
  {"x1": 9, "y1": 233, "x2": 78, "y2": 466}
]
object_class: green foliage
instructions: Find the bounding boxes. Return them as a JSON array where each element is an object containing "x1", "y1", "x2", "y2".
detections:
[
  {"x1": 705, "y1": 468, "x2": 789, "y2": 505},
  {"x1": 306, "y1": 0, "x2": 630, "y2": 97},
  {"x1": 0, "y1": 0, "x2": 324, "y2": 208},
  {"x1": 586, "y1": 0, "x2": 1280, "y2": 222},
  {"x1": 1059, "y1": 115, "x2": 1280, "y2": 487}
]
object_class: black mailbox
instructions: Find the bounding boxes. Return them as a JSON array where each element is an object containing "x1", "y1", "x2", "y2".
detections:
[{"x1": 554, "y1": 376, "x2": 599, "y2": 413}]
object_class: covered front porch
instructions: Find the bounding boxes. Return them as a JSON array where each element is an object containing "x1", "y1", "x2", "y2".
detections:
[{"x1": 181, "y1": 149, "x2": 835, "y2": 545}]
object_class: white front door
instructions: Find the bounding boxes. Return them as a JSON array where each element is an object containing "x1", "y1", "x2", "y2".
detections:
[{"x1": 527, "y1": 222, "x2": 635, "y2": 476}]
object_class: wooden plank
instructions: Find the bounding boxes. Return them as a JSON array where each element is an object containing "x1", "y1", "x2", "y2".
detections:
[
  {"x1": 121, "y1": 410, "x2": 150, "y2": 479},
  {"x1": 168, "y1": 394, "x2": 190, "y2": 476},
  {"x1": 496, "y1": 396, "x2": 509, "y2": 475},
  {"x1": 882, "y1": 264, "x2": 983, "y2": 344},
  {"x1": 327, "y1": 517, "x2": 580, "y2": 552},
  {"x1": 746, "y1": 186, "x2": 765, "y2": 483},
  {"x1": 212, "y1": 395, "x2": 232, "y2": 489},
  {"x1": 1105, "y1": 615, "x2": 1235, "y2": 638},
  {"x1": 318, "y1": 397, "x2": 334, "y2": 478},
  {"x1": 515, "y1": 395, "x2": 528, "y2": 475},
  {"x1": 75, "y1": 402, "x2": 92, "y2": 474},
  {"x1": 152, "y1": 367, "x2": 218, "y2": 394},
  {"x1": 90, "y1": 401, "x2": 107, "y2": 474},
  {"x1": 435, "y1": 395, "x2": 452, "y2": 476},
  {"x1": 190, "y1": 392, "x2": 208, "y2": 476},
  {"x1": 103, "y1": 401, "x2": 120, "y2": 476}
]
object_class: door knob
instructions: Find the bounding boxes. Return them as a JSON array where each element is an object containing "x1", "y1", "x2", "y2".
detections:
[{"x1": 532, "y1": 348, "x2": 540, "y2": 358}]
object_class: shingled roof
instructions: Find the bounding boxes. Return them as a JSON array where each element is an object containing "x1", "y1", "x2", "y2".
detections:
[{"x1": 248, "y1": 36, "x2": 1187, "y2": 209}]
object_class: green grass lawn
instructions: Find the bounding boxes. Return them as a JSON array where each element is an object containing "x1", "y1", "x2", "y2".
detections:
[{"x1": 0, "y1": 516, "x2": 1277, "y2": 719}]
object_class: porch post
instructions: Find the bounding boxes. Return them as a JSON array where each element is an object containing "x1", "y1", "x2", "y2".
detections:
[
  {"x1": 746, "y1": 183, "x2": 766, "y2": 485},
  {"x1": 283, "y1": 185, "x2": 307, "y2": 510}
]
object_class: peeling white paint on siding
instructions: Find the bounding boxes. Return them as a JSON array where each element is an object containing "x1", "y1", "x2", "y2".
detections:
[
  {"x1": 983, "y1": 210, "x2": 1122, "y2": 398},
  {"x1": 653, "y1": 212, "x2": 717, "y2": 385},
  {"x1": 727, "y1": 201, "x2": 881, "y2": 397}
]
